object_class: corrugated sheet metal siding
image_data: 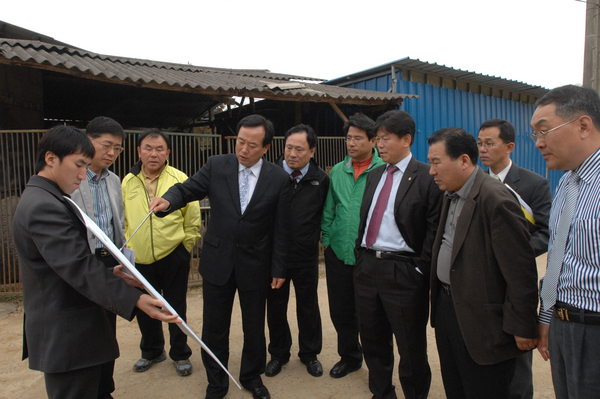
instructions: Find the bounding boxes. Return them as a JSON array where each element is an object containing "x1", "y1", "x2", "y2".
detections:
[{"x1": 342, "y1": 75, "x2": 563, "y2": 194}]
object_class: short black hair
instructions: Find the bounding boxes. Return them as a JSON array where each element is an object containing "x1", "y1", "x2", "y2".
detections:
[
  {"x1": 343, "y1": 113, "x2": 376, "y2": 139},
  {"x1": 536, "y1": 84, "x2": 600, "y2": 130},
  {"x1": 284, "y1": 124, "x2": 317, "y2": 149},
  {"x1": 35, "y1": 125, "x2": 95, "y2": 173},
  {"x1": 236, "y1": 114, "x2": 275, "y2": 147},
  {"x1": 85, "y1": 116, "x2": 124, "y2": 140},
  {"x1": 374, "y1": 110, "x2": 416, "y2": 145},
  {"x1": 137, "y1": 128, "x2": 171, "y2": 150},
  {"x1": 479, "y1": 119, "x2": 515, "y2": 144},
  {"x1": 428, "y1": 127, "x2": 478, "y2": 165}
]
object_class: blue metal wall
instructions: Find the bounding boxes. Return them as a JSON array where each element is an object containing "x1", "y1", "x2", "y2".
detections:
[{"x1": 342, "y1": 73, "x2": 563, "y2": 194}]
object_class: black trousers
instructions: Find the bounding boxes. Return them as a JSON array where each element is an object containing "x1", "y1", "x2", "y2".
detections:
[
  {"x1": 135, "y1": 244, "x2": 192, "y2": 361},
  {"x1": 354, "y1": 251, "x2": 431, "y2": 399},
  {"x1": 509, "y1": 351, "x2": 533, "y2": 399},
  {"x1": 95, "y1": 251, "x2": 119, "y2": 398},
  {"x1": 434, "y1": 286, "x2": 515, "y2": 399},
  {"x1": 267, "y1": 265, "x2": 322, "y2": 362},
  {"x1": 324, "y1": 246, "x2": 362, "y2": 365},
  {"x1": 201, "y1": 272, "x2": 268, "y2": 398},
  {"x1": 45, "y1": 364, "x2": 103, "y2": 399}
]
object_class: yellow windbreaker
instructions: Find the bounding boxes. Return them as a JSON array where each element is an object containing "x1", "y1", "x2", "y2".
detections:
[{"x1": 122, "y1": 163, "x2": 201, "y2": 265}]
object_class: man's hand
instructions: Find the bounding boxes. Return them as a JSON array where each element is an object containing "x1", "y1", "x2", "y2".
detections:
[
  {"x1": 136, "y1": 294, "x2": 181, "y2": 323},
  {"x1": 113, "y1": 265, "x2": 144, "y2": 289},
  {"x1": 271, "y1": 278, "x2": 285, "y2": 289},
  {"x1": 514, "y1": 336, "x2": 537, "y2": 351},
  {"x1": 149, "y1": 197, "x2": 171, "y2": 213},
  {"x1": 537, "y1": 323, "x2": 550, "y2": 361}
]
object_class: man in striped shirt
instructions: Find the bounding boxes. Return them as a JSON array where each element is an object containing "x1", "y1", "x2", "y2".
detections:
[
  {"x1": 71, "y1": 116, "x2": 126, "y2": 399},
  {"x1": 532, "y1": 85, "x2": 600, "y2": 399}
]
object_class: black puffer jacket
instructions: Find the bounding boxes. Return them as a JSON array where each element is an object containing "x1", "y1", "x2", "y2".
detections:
[{"x1": 277, "y1": 158, "x2": 330, "y2": 268}]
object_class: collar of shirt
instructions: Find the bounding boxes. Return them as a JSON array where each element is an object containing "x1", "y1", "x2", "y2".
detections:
[
  {"x1": 574, "y1": 148, "x2": 600, "y2": 186},
  {"x1": 239, "y1": 158, "x2": 263, "y2": 177},
  {"x1": 450, "y1": 166, "x2": 479, "y2": 199},
  {"x1": 86, "y1": 168, "x2": 109, "y2": 183},
  {"x1": 389, "y1": 152, "x2": 412, "y2": 174},
  {"x1": 282, "y1": 160, "x2": 310, "y2": 181},
  {"x1": 489, "y1": 159, "x2": 512, "y2": 182}
]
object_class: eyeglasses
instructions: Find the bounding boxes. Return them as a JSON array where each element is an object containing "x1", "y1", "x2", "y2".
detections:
[
  {"x1": 530, "y1": 117, "x2": 579, "y2": 142},
  {"x1": 98, "y1": 142, "x2": 124, "y2": 153},
  {"x1": 477, "y1": 141, "x2": 498, "y2": 149},
  {"x1": 346, "y1": 135, "x2": 366, "y2": 143}
]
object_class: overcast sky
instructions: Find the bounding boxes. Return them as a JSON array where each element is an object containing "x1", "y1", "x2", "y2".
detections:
[{"x1": 3, "y1": 0, "x2": 587, "y2": 90}]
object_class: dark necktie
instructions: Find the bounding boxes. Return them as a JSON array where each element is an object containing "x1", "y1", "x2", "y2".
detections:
[
  {"x1": 365, "y1": 166, "x2": 398, "y2": 248},
  {"x1": 290, "y1": 170, "x2": 302, "y2": 183}
]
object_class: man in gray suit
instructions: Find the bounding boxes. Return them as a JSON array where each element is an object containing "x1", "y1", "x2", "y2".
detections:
[
  {"x1": 71, "y1": 116, "x2": 126, "y2": 399},
  {"x1": 477, "y1": 119, "x2": 551, "y2": 399},
  {"x1": 13, "y1": 125, "x2": 177, "y2": 399}
]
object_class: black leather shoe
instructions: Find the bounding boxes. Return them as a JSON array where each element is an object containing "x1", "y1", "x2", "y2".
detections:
[
  {"x1": 302, "y1": 358, "x2": 323, "y2": 377},
  {"x1": 244, "y1": 384, "x2": 270, "y2": 399},
  {"x1": 329, "y1": 360, "x2": 362, "y2": 378},
  {"x1": 265, "y1": 359, "x2": 287, "y2": 377},
  {"x1": 132, "y1": 351, "x2": 166, "y2": 372}
]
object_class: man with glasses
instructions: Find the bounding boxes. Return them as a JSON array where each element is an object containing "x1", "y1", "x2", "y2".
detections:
[
  {"x1": 532, "y1": 85, "x2": 600, "y2": 399},
  {"x1": 477, "y1": 119, "x2": 551, "y2": 399},
  {"x1": 122, "y1": 129, "x2": 201, "y2": 378},
  {"x1": 71, "y1": 116, "x2": 126, "y2": 399},
  {"x1": 321, "y1": 113, "x2": 383, "y2": 379}
]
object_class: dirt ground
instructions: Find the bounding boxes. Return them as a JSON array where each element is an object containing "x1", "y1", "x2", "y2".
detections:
[{"x1": 0, "y1": 256, "x2": 555, "y2": 399}]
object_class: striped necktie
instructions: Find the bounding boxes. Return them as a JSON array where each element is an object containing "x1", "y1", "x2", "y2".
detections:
[{"x1": 540, "y1": 172, "x2": 580, "y2": 310}]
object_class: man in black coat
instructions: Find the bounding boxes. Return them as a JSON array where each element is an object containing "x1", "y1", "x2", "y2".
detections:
[
  {"x1": 477, "y1": 119, "x2": 551, "y2": 399},
  {"x1": 149, "y1": 114, "x2": 291, "y2": 399},
  {"x1": 354, "y1": 110, "x2": 442, "y2": 399},
  {"x1": 264, "y1": 124, "x2": 330, "y2": 378},
  {"x1": 12, "y1": 125, "x2": 177, "y2": 399}
]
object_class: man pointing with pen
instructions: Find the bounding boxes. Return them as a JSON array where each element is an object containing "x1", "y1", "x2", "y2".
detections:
[{"x1": 149, "y1": 114, "x2": 291, "y2": 399}]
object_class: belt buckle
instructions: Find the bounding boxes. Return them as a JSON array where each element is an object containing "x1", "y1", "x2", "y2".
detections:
[
  {"x1": 557, "y1": 307, "x2": 570, "y2": 321},
  {"x1": 375, "y1": 250, "x2": 383, "y2": 259}
]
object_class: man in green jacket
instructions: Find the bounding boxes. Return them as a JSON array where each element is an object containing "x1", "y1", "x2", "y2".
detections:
[{"x1": 321, "y1": 113, "x2": 384, "y2": 378}]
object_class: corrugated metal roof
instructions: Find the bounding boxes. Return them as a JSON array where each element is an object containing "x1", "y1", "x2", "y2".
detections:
[
  {"x1": 0, "y1": 39, "x2": 414, "y2": 105},
  {"x1": 326, "y1": 57, "x2": 548, "y2": 98}
]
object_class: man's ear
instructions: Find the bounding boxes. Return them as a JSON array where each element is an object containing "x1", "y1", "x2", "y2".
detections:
[{"x1": 44, "y1": 151, "x2": 58, "y2": 167}]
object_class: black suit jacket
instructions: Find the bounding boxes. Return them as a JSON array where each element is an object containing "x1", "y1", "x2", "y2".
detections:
[
  {"x1": 161, "y1": 154, "x2": 291, "y2": 289},
  {"x1": 356, "y1": 157, "x2": 442, "y2": 276},
  {"x1": 503, "y1": 163, "x2": 551, "y2": 256},
  {"x1": 12, "y1": 176, "x2": 140, "y2": 373},
  {"x1": 430, "y1": 169, "x2": 538, "y2": 365}
]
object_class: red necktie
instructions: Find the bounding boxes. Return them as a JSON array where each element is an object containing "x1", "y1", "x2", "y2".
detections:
[{"x1": 365, "y1": 166, "x2": 398, "y2": 248}]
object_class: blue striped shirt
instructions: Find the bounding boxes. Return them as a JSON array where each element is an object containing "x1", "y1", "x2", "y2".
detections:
[
  {"x1": 539, "y1": 148, "x2": 600, "y2": 323},
  {"x1": 87, "y1": 168, "x2": 114, "y2": 249}
]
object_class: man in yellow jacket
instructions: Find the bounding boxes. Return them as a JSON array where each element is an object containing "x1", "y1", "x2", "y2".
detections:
[{"x1": 122, "y1": 129, "x2": 201, "y2": 377}]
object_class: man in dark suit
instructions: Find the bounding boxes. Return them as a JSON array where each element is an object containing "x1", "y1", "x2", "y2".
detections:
[
  {"x1": 354, "y1": 110, "x2": 442, "y2": 399},
  {"x1": 477, "y1": 119, "x2": 551, "y2": 399},
  {"x1": 149, "y1": 114, "x2": 290, "y2": 399},
  {"x1": 427, "y1": 127, "x2": 538, "y2": 399},
  {"x1": 265, "y1": 124, "x2": 329, "y2": 378},
  {"x1": 12, "y1": 125, "x2": 177, "y2": 399}
]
